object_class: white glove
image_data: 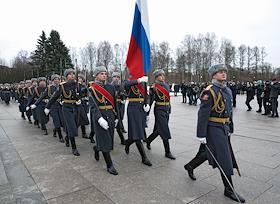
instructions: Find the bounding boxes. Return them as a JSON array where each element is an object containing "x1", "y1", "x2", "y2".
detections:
[
  {"x1": 18, "y1": 103, "x2": 20, "y2": 106},
  {"x1": 121, "y1": 100, "x2": 126, "y2": 104},
  {"x1": 31, "y1": 104, "x2": 37, "y2": 109},
  {"x1": 76, "y1": 100, "x2": 81, "y2": 105},
  {"x1": 26, "y1": 106, "x2": 30, "y2": 111},
  {"x1": 15, "y1": 100, "x2": 18, "y2": 103},
  {"x1": 115, "y1": 119, "x2": 118, "y2": 128},
  {"x1": 197, "y1": 137, "x2": 207, "y2": 144},
  {"x1": 228, "y1": 133, "x2": 232, "y2": 137},
  {"x1": 146, "y1": 115, "x2": 149, "y2": 123},
  {"x1": 44, "y1": 108, "x2": 50, "y2": 115},
  {"x1": 137, "y1": 76, "x2": 148, "y2": 83},
  {"x1": 143, "y1": 104, "x2": 150, "y2": 112},
  {"x1": 98, "y1": 117, "x2": 109, "y2": 130}
]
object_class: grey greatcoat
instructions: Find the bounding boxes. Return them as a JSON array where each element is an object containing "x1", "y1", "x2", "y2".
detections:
[
  {"x1": 149, "y1": 82, "x2": 171, "y2": 140},
  {"x1": 197, "y1": 82, "x2": 238, "y2": 175},
  {"x1": 32, "y1": 87, "x2": 49, "y2": 125},
  {"x1": 123, "y1": 80, "x2": 147, "y2": 141},
  {"x1": 46, "y1": 80, "x2": 80, "y2": 137},
  {"x1": 88, "y1": 81, "x2": 118, "y2": 152}
]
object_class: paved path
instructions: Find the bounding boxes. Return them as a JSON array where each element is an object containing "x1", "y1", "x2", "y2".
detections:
[{"x1": 1, "y1": 95, "x2": 280, "y2": 204}]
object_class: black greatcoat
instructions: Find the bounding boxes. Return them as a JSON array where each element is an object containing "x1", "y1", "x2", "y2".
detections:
[
  {"x1": 88, "y1": 81, "x2": 117, "y2": 152},
  {"x1": 197, "y1": 83, "x2": 238, "y2": 175},
  {"x1": 123, "y1": 80, "x2": 147, "y2": 141}
]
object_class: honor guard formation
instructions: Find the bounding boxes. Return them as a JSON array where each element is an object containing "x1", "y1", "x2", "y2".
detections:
[{"x1": 2, "y1": 64, "x2": 280, "y2": 203}]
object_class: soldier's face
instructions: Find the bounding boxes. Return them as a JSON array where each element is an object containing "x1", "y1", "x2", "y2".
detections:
[
  {"x1": 96, "y1": 72, "x2": 107, "y2": 81},
  {"x1": 78, "y1": 77, "x2": 84, "y2": 83},
  {"x1": 39, "y1": 81, "x2": 46, "y2": 87},
  {"x1": 213, "y1": 71, "x2": 227, "y2": 81},
  {"x1": 53, "y1": 78, "x2": 60, "y2": 85},
  {"x1": 32, "y1": 81, "x2": 37, "y2": 86},
  {"x1": 157, "y1": 74, "x2": 165, "y2": 82},
  {"x1": 67, "y1": 73, "x2": 75, "y2": 80},
  {"x1": 112, "y1": 76, "x2": 120, "y2": 83}
]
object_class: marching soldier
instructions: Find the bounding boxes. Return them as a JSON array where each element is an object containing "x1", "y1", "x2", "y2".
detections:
[
  {"x1": 29, "y1": 78, "x2": 40, "y2": 127},
  {"x1": 24, "y1": 80, "x2": 33, "y2": 123},
  {"x1": 111, "y1": 71, "x2": 126, "y2": 145},
  {"x1": 145, "y1": 69, "x2": 176, "y2": 160},
  {"x1": 45, "y1": 69, "x2": 80, "y2": 156},
  {"x1": 89, "y1": 66, "x2": 118, "y2": 175},
  {"x1": 2, "y1": 83, "x2": 11, "y2": 105},
  {"x1": 78, "y1": 74, "x2": 90, "y2": 138},
  {"x1": 27, "y1": 77, "x2": 49, "y2": 135},
  {"x1": 31, "y1": 75, "x2": 65, "y2": 142},
  {"x1": 123, "y1": 75, "x2": 152, "y2": 166},
  {"x1": 17, "y1": 81, "x2": 26, "y2": 119},
  {"x1": 191, "y1": 64, "x2": 245, "y2": 203}
]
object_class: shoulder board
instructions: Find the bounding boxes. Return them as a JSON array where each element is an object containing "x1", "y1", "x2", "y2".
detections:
[
  {"x1": 60, "y1": 82, "x2": 66, "y2": 85},
  {"x1": 205, "y1": 84, "x2": 213, "y2": 91}
]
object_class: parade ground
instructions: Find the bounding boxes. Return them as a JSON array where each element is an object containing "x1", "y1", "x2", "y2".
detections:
[{"x1": 1, "y1": 95, "x2": 280, "y2": 204}]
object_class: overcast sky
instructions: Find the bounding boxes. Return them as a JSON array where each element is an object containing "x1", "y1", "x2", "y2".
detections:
[{"x1": 0, "y1": 0, "x2": 279, "y2": 67}]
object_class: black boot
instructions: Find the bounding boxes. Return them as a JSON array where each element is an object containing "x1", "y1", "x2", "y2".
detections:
[
  {"x1": 117, "y1": 128, "x2": 125, "y2": 145},
  {"x1": 93, "y1": 146, "x2": 99, "y2": 161},
  {"x1": 70, "y1": 137, "x2": 80, "y2": 156},
  {"x1": 136, "y1": 141, "x2": 152, "y2": 166},
  {"x1": 146, "y1": 131, "x2": 158, "y2": 150},
  {"x1": 125, "y1": 139, "x2": 133, "y2": 154},
  {"x1": 256, "y1": 109, "x2": 262, "y2": 113},
  {"x1": 65, "y1": 136, "x2": 70, "y2": 147},
  {"x1": 163, "y1": 140, "x2": 176, "y2": 160},
  {"x1": 103, "y1": 152, "x2": 118, "y2": 175},
  {"x1": 53, "y1": 129, "x2": 57, "y2": 137},
  {"x1": 43, "y1": 129, "x2": 48, "y2": 135},
  {"x1": 28, "y1": 117, "x2": 32, "y2": 124},
  {"x1": 184, "y1": 146, "x2": 207, "y2": 180},
  {"x1": 222, "y1": 174, "x2": 245, "y2": 203},
  {"x1": 81, "y1": 125, "x2": 89, "y2": 139},
  {"x1": 184, "y1": 164, "x2": 196, "y2": 180},
  {"x1": 57, "y1": 128, "x2": 64, "y2": 143}
]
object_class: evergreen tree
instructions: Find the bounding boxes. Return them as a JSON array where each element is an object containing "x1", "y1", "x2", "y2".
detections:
[{"x1": 31, "y1": 30, "x2": 72, "y2": 78}]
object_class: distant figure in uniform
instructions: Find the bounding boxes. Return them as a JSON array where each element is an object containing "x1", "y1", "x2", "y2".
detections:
[
  {"x1": 27, "y1": 77, "x2": 49, "y2": 135},
  {"x1": 78, "y1": 74, "x2": 90, "y2": 138},
  {"x1": 111, "y1": 71, "x2": 126, "y2": 145},
  {"x1": 145, "y1": 69, "x2": 175, "y2": 160},
  {"x1": 186, "y1": 64, "x2": 245, "y2": 203},
  {"x1": 24, "y1": 80, "x2": 33, "y2": 123},
  {"x1": 269, "y1": 77, "x2": 280, "y2": 118},
  {"x1": 89, "y1": 66, "x2": 118, "y2": 175},
  {"x1": 262, "y1": 81, "x2": 272, "y2": 115},
  {"x1": 256, "y1": 80, "x2": 264, "y2": 113},
  {"x1": 245, "y1": 82, "x2": 255, "y2": 111},
  {"x1": 229, "y1": 82, "x2": 237, "y2": 108},
  {"x1": 31, "y1": 75, "x2": 65, "y2": 142},
  {"x1": 181, "y1": 82, "x2": 187, "y2": 103}
]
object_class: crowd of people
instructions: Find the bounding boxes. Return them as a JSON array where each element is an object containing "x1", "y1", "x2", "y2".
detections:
[
  {"x1": 2, "y1": 64, "x2": 280, "y2": 203},
  {"x1": 169, "y1": 79, "x2": 280, "y2": 118}
]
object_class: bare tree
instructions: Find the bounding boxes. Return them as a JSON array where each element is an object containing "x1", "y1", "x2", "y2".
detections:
[
  {"x1": 85, "y1": 42, "x2": 96, "y2": 73},
  {"x1": 157, "y1": 41, "x2": 173, "y2": 76},
  {"x1": 204, "y1": 32, "x2": 218, "y2": 68},
  {"x1": 237, "y1": 45, "x2": 246, "y2": 70},
  {"x1": 246, "y1": 46, "x2": 253, "y2": 71},
  {"x1": 97, "y1": 41, "x2": 113, "y2": 71},
  {"x1": 252, "y1": 46, "x2": 260, "y2": 75},
  {"x1": 175, "y1": 47, "x2": 186, "y2": 83}
]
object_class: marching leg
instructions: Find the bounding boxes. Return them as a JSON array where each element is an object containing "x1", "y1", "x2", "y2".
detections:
[
  {"x1": 102, "y1": 152, "x2": 118, "y2": 175},
  {"x1": 163, "y1": 139, "x2": 176, "y2": 160},
  {"x1": 136, "y1": 141, "x2": 152, "y2": 166},
  {"x1": 69, "y1": 137, "x2": 80, "y2": 156}
]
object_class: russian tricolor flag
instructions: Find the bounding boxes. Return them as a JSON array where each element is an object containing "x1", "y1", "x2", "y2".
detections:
[{"x1": 126, "y1": 0, "x2": 151, "y2": 79}]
